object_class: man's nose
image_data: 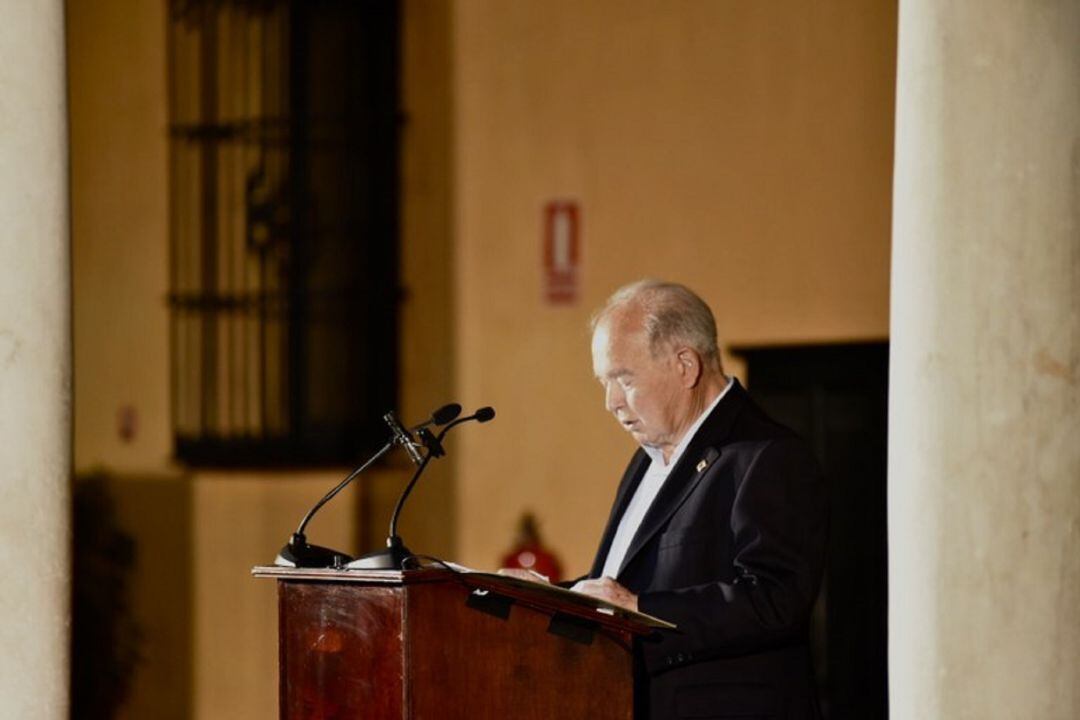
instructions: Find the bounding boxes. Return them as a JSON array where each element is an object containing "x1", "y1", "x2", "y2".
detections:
[{"x1": 605, "y1": 383, "x2": 624, "y2": 413}]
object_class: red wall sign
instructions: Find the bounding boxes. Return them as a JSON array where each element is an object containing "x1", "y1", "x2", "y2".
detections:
[{"x1": 543, "y1": 200, "x2": 580, "y2": 304}]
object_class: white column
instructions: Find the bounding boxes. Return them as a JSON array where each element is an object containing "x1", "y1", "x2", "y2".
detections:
[
  {"x1": 889, "y1": 1, "x2": 1080, "y2": 718},
  {"x1": 0, "y1": 1, "x2": 71, "y2": 717}
]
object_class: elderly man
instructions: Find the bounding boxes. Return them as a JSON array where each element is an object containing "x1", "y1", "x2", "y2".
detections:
[{"x1": 573, "y1": 279, "x2": 827, "y2": 720}]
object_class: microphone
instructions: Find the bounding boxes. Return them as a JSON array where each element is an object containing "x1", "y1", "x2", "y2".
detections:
[
  {"x1": 416, "y1": 406, "x2": 494, "y2": 460},
  {"x1": 384, "y1": 411, "x2": 423, "y2": 466},
  {"x1": 274, "y1": 403, "x2": 464, "y2": 568},
  {"x1": 434, "y1": 406, "x2": 495, "y2": 440},
  {"x1": 412, "y1": 403, "x2": 463, "y2": 457},
  {"x1": 348, "y1": 405, "x2": 496, "y2": 570},
  {"x1": 410, "y1": 403, "x2": 462, "y2": 431}
]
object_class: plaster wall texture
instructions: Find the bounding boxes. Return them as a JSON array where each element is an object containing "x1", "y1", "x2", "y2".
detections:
[
  {"x1": 191, "y1": 470, "x2": 357, "y2": 720},
  {"x1": 64, "y1": 3, "x2": 452, "y2": 717},
  {"x1": 889, "y1": 1, "x2": 1080, "y2": 717},
  {"x1": 0, "y1": 0, "x2": 71, "y2": 717},
  {"x1": 452, "y1": 0, "x2": 897, "y2": 574},
  {"x1": 67, "y1": 0, "x2": 171, "y2": 474}
]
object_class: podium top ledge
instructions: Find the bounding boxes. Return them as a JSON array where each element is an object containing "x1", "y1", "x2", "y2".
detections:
[
  {"x1": 252, "y1": 565, "x2": 441, "y2": 584},
  {"x1": 252, "y1": 565, "x2": 675, "y2": 633}
]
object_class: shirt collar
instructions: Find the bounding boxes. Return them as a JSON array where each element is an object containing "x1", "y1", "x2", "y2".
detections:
[{"x1": 642, "y1": 376, "x2": 734, "y2": 468}]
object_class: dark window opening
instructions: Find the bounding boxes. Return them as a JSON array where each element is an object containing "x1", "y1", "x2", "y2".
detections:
[{"x1": 167, "y1": 0, "x2": 400, "y2": 466}]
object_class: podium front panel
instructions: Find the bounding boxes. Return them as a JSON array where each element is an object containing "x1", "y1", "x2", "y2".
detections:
[
  {"x1": 406, "y1": 579, "x2": 633, "y2": 719},
  {"x1": 279, "y1": 582, "x2": 405, "y2": 718},
  {"x1": 270, "y1": 570, "x2": 635, "y2": 719}
]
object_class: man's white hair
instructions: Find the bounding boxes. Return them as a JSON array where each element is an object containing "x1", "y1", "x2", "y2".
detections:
[{"x1": 591, "y1": 279, "x2": 722, "y2": 371}]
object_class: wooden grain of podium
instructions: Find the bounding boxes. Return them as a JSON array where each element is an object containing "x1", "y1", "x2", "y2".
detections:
[{"x1": 253, "y1": 566, "x2": 671, "y2": 719}]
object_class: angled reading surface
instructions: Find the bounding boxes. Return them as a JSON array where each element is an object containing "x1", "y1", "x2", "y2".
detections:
[
  {"x1": 458, "y1": 569, "x2": 676, "y2": 630},
  {"x1": 251, "y1": 565, "x2": 676, "y2": 632}
]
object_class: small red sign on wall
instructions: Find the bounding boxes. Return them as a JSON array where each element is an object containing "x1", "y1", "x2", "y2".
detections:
[{"x1": 543, "y1": 200, "x2": 580, "y2": 304}]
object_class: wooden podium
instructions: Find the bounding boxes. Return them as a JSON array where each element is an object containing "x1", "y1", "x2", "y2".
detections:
[{"x1": 253, "y1": 566, "x2": 669, "y2": 719}]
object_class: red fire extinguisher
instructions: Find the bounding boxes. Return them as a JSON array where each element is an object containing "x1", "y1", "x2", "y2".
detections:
[{"x1": 500, "y1": 512, "x2": 562, "y2": 583}]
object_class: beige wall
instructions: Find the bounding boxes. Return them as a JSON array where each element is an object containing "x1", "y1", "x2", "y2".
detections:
[
  {"x1": 68, "y1": 1, "x2": 456, "y2": 717},
  {"x1": 452, "y1": 0, "x2": 896, "y2": 575},
  {"x1": 68, "y1": 0, "x2": 172, "y2": 473},
  {"x1": 190, "y1": 471, "x2": 356, "y2": 720},
  {"x1": 393, "y1": 0, "x2": 457, "y2": 558},
  {"x1": 66, "y1": 3, "x2": 360, "y2": 719}
]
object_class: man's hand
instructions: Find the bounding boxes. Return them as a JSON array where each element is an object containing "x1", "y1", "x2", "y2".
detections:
[
  {"x1": 496, "y1": 568, "x2": 551, "y2": 583},
  {"x1": 571, "y1": 576, "x2": 638, "y2": 613}
]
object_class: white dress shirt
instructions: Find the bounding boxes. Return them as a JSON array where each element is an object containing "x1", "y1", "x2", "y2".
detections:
[{"x1": 599, "y1": 378, "x2": 733, "y2": 579}]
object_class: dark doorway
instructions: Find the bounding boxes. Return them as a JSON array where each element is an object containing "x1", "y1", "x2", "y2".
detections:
[{"x1": 737, "y1": 342, "x2": 888, "y2": 720}]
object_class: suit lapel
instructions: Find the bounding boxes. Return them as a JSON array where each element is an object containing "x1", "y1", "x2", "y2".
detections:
[
  {"x1": 589, "y1": 449, "x2": 650, "y2": 578},
  {"x1": 616, "y1": 380, "x2": 748, "y2": 578}
]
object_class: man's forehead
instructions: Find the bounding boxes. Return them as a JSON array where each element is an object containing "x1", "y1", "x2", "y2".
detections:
[
  {"x1": 591, "y1": 320, "x2": 623, "y2": 360},
  {"x1": 591, "y1": 327, "x2": 618, "y2": 374},
  {"x1": 602, "y1": 302, "x2": 645, "y2": 331},
  {"x1": 592, "y1": 317, "x2": 649, "y2": 374},
  {"x1": 593, "y1": 305, "x2": 646, "y2": 346}
]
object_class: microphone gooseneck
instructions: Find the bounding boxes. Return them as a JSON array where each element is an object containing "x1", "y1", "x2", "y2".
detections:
[
  {"x1": 274, "y1": 402, "x2": 469, "y2": 569},
  {"x1": 274, "y1": 440, "x2": 396, "y2": 568},
  {"x1": 349, "y1": 405, "x2": 495, "y2": 570},
  {"x1": 390, "y1": 407, "x2": 497, "y2": 539},
  {"x1": 295, "y1": 442, "x2": 393, "y2": 539}
]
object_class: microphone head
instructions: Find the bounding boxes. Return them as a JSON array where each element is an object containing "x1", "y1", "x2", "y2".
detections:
[
  {"x1": 475, "y1": 406, "x2": 495, "y2": 423},
  {"x1": 432, "y1": 403, "x2": 462, "y2": 425}
]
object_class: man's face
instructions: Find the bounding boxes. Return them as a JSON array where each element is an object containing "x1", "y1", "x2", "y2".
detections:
[{"x1": 591, "y1": 309, "x2": 689, "y2": 451}]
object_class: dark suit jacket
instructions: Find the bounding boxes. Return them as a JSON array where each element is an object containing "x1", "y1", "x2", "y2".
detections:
[{"x1": 589, "y1": 380, "x2": 826, "y2": 720}]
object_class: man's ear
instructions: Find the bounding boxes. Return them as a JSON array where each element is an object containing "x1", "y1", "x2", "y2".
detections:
[{"x1": 675, "y1": 347, "x2": 703, "y2": 388}]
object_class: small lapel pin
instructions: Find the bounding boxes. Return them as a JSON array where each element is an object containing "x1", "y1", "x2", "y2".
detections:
[{"x1": 696, "y1": 458, "x2": 708, "y2": 473}]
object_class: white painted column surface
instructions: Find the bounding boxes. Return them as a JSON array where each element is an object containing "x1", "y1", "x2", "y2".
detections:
[
  {"x1": 889, "y1": 1, "x2": 1080, "y2": 718},
  {"x1": 0, "y1": 1, "x2": 71, "y2": 718}
]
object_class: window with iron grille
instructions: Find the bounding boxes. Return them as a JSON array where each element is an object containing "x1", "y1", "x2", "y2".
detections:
[{"x1": 167, "y1": 0, "x2": 399, "y2": 466}]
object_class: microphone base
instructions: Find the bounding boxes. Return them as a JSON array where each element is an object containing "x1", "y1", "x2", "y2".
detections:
[
  {"x1": 274, "y1": 533, "x2": 354, "y2": 568},
  {"x1": 346, "y1": 537, "x2": 412, "y2": 570}
]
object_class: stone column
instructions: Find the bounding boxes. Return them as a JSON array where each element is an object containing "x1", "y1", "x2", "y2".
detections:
[
  {"x1": 0, "y1": 1, "x2": 71, "y2": 718},
  {"x1": 889, "y1": 1, "x2": 1080, "y2": 718}
]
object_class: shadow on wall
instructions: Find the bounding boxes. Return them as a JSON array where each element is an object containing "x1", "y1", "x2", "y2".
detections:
[{"x1": 71, "y1": 472, "x2": 193, "y2": 720}]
